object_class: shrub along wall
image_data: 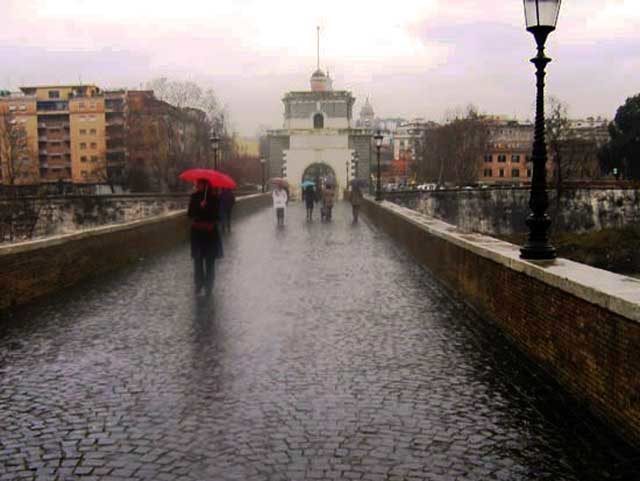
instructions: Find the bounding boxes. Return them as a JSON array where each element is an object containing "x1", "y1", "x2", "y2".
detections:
[
  {"x1": 361, "y1": 197, "x2": 640, "y2": 448},
  {"x1": 0, "y1": 193, "x2": 270, "y2": 310}
]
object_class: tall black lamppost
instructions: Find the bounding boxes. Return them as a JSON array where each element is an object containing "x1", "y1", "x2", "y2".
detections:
[
  {"x1": 345, "y1": 158, "x2": 350, "y2": 191},
  {"x1": 352, "y1": 151, "x2": 359, "y2": 188},
  {"x1": 210, "y1": 132, "x2": 220, "y2": 170},
  {"x1": 520, "y1": 0, "x2": 562, "y2": 260},
  {"x1": 260, "y1": 157, "x2": 267, "y2": 193},
  {"x1": 374, "y1": 131, "x2": 384, "y2": 201}
]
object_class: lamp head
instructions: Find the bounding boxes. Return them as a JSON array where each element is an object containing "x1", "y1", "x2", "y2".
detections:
[
  {"x1": 524, "y1": 0, "x2": 561, "y2": 31},
  {"x1": 210, "y1": 132, "x2": 220, "y2": 150},
  {"x1": 374, "y1": 130, "x2": 384, "y2": 148}
]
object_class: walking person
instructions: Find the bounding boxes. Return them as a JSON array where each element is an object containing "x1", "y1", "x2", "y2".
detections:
[
  {"x1": 188, "y1": 179, "x2": 220, "y2": 296},
  {"x1": 321, "y1": 184, "x2": 335, "y2": 221},
  {"x1": 219, "y1": 188, "x2": 235, "y2": 233},
  {"x1": 350, "y1": 181, "x2": 363, "y2": 223},
  {"x1": 303, "y1": 184, "x2": 315, "y2": 221},
  {"x1": 273, "y1": 183, "x2": 288, "y2": 226}
]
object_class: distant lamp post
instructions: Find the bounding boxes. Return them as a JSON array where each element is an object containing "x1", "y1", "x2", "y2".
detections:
[
  {"x1": 260, "y1": 157, "x2": 267, "y2": 193},
  {"x1": 352, "y1": 151, "x2": 359, "y2": 187},
  {"x1": 345, "y1": 158, "x2": 350, "y2": 191},
  {"x1": 210, "y1": 132, "x2": 220, "y2": 170},
  {"x1": 613, "y1": 167, "x2": 620, "y2": 180},
  {"x1": 374, "y1": 131, "x2": 384, "y2": 201},
  {"x1": 520, "y1": 0, "x2": 562, "y2": 261}
]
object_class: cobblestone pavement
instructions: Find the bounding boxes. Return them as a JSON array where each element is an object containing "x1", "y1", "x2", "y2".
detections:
[{"x1": 1, "y1": 203, "x2": 639, "y2": 481}]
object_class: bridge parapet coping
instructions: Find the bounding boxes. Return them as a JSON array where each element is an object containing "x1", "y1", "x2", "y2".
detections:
[{"x1": 375, "y1": 197, "x2": 640, "y2": 324}]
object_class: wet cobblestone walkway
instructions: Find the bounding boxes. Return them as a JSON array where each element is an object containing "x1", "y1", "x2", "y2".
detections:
[{"x1": 1, "y1": 203, "x2": 639, "y2": 481}]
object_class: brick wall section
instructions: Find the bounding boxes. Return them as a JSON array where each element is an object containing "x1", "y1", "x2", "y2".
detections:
[
  {"x1": 361, "y1": 197, "x2": 640, "y2": 448},
  {"x1": 0, "y1": 193, "x2": 270, "y2": 310}
]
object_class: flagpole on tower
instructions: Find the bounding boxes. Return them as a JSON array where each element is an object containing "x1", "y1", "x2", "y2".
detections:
[{"x1": 317, "y1": 26, "x2": 320, "y2": 71}]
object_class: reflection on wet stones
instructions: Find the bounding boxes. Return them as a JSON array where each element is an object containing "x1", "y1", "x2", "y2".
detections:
[{"x1": 0, "y1": 203, "x2": 638, "y2": 481}]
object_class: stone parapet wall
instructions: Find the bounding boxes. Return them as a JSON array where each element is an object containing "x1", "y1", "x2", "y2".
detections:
[
  {"x1": 386, "y1": 187, "x2": 640, "y2": 236},
  {"x1": 0, "y1": 194, "x2": 270, "y2": 310},
  {"x1": 361, "y1": 197, "x2": 640, "y2": 448},
  {"x1": 0, "y1": 193, "x2": 190, "y2": 243}
]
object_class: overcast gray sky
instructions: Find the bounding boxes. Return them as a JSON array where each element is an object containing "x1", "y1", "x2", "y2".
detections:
[{"x1": 1, "y1": 0, "x2": 639, "y2": 135}]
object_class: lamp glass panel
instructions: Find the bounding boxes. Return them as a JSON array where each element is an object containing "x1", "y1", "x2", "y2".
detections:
[{"x1": 524, "y1": 0, "x2": 561, "y2": 28}]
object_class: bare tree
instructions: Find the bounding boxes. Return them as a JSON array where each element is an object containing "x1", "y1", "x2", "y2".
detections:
[
  {"x1": 0, "y1": 112, "x2": 34, "y2": 185},
  {"x1": 0, "y1": 112, "x2": 42, "y2": 242},
  {"x1": 145, "y1": 77, "x2": 235, "y2": 169},
  {"x1": 546, "y1": 97, "x2": 602, "y2": 204},
  {"x1": 418, "y1": 106, "x2": 489, "y2": 186}
]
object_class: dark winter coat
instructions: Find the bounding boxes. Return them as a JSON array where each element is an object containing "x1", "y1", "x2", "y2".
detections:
[
  {"x1": 303, "y1": 187, "x2": 315, "y2": 208},
  {"x1": 188, "y1": 190, "x2": 221, "y2": 259}
]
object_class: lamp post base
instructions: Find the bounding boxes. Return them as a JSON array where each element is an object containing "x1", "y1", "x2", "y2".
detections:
[
  {"x1": 520, "y1": 214, "x2": 556, "y2": 260},
  {"x1": 520, "y1": 244, "x2": 556, "y2": 260}
]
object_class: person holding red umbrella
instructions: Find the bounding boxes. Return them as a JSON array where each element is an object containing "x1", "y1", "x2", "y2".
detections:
[{"x1": 187, "y1": 179, "x2": 220, "y2": 295}]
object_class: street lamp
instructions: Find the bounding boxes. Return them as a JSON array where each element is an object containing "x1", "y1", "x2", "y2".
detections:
[
  {"x1": 352, "y1": 151, "x2": 359, "y2": 186},
  {"x1": 345, "y1": 158, "x2": 350, "y2": 191},
  {"x1": 520, "y1": 0, "x2": 562, "y2": 260},
  {"x1": 260, "y1": 157, "x2": 267, "y2": 193},
  {"x1": 374, "y1": 131, "x2": 384, "y2": 201},
  {"x1": 210, "y1": 132, "x2": 220, "y2": 170}
]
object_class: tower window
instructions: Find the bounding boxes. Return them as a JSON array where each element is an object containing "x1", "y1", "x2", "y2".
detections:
[{"x1": 313, "y1": 113, "x2": 324, "y2": 129}]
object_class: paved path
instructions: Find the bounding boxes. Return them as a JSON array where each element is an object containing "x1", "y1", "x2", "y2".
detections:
[{"x1": 1, "y1": 203, "x2": 638, "y2": 481}]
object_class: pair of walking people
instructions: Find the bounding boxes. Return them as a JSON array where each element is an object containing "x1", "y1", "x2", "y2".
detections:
[{"x1": 302, "y1": 184, "x2": 335, "y2": 222}]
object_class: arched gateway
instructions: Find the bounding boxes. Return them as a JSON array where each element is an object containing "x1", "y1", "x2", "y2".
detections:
[
  {"x1": 302, "y1": 163, "x2": 336, "y2": 188},
  {"x1": 265, "y1": 30, "x2": 372, "y2": 201}
]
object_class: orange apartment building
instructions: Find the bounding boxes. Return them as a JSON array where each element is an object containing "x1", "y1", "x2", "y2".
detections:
[
  {"x1": 0, "y1": 85, "x2": 107, "y2": 184},
  {"x1": 1, "y1": 86, "x2": 210, "y2": 189}
]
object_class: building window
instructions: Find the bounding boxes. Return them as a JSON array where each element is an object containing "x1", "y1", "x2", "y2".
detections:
[
  {"x1": 90, "y1": 142, "x2": 97, "y2": 149},
  {"x1": 512, "y1": 168, "x2": 520, "y2": 178},
  {"x1": 80, "y1": 129, "x2": 87, "y2": 135},
  {"x1": 19, "y1": 105, "x2": 27, "y2": 111},
  {"x1": 81, "y1": 156, "x2": 88, "y2": 162},
  {"x1": 527, "y1": 169, "x2": 532, "y2": 177},
  {"x1": 90, "y1": 129, "x2": 97, "y2": 135},
  {"x1": 512, "y1": 155, "x2": 520, "y2": 163},
  {"x1": 91, "y1": 156, "x2": 98, "y2": 162},
  {"x1": 80, "y1": 143, "x2": 87, "y2": 150},
  {"x1": 79, "y1": 102, "x2": 86, "y2": 109},
  {"x1": 483, "y1": 169, "x2": 492, "y2": 177},
  {"x1": 484, "y1": 154, "x2": 492, "y2": 163},
  {"x1": 313, "y1": 113, "x2": 324, "y2": 129},
  {"x1": 499, "y1": 169, "x2": 505, "y2": 178},
  {"x1": 81, "y1": 170, "x2": 88, "y2": 177},
  {"x1": 497, "y1": 155, "x2": 507, "y2": 163},
  {"x1": 9, "y1": 105, "x2": 16, "y2": 111},
  {"x1": 48, "y1": 90, "x2": 60, "y2": 99}
]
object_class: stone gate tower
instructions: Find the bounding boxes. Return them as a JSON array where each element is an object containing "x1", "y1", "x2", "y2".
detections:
[{"x1": 267, "y1": 29, "x2": 372, "y2": 200}]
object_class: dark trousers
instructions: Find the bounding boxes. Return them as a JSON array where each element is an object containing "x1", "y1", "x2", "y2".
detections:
[
  {"x1": 276, "y1": 208, "x2": 285, "y2": 225},
  {"x1": 222, "y1": 207, "x2": 232, "y2": 232},
  {"x1": 352, "y1": 204, "x2": 360, "y2": 222},
  {"x1": 306, "y1": 203, "x2": 314, "y2": 220},
  {"x1": 193, "y1": 254, "x2": 215, "y2": 293}
]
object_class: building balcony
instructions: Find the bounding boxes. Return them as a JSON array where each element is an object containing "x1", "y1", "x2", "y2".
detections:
[
  {"x1": 38, "y1": 122, "x2": 70, "y2": 129},
  {"x1": 37, "y1": 101, "x2": 69, "y2": 113}
]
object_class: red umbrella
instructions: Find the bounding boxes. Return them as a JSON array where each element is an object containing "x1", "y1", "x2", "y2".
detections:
[{"x1": 179, "y1": 168, "x2": 237, "y2": 189}]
